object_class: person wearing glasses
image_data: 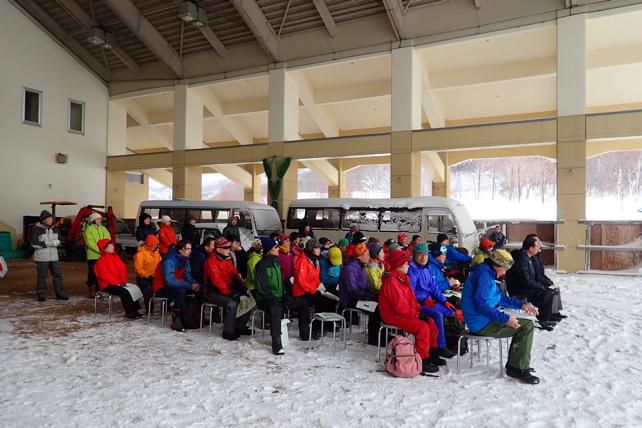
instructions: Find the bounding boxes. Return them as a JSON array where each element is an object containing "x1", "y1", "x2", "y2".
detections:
[{"x1": 152, "y1": 239, "x2": 200, "y2": 332}]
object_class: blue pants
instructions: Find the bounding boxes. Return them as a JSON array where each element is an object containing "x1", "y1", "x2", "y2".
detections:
[
  {"x1": 421, "y1": 305, "x2": 452, "y2": 349},
  {"x1": 156, "y1": 286, "x2": 188, "y2": 308}
]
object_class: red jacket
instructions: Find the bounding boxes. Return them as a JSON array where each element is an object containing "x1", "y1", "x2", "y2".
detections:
[
  {"x1": 292, "y1": 253, "x2": 320, "y2": 297},
  {"x1": 204, "y1": 253, "x2": 242, "y2": 296},
  {"x1": 378, "y1": 271, "x2": 422, "y2": 325},
  {"x1": 94, "y1": 239, "x2": 128, "y2": 290},
  {"x1": 158, "y1": 223, "x2": 177, "y2": 254}
]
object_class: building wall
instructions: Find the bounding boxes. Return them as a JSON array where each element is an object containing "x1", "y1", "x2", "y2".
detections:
[{"x1": 0, "y1": 1, "x2": 109, "y2": 244}]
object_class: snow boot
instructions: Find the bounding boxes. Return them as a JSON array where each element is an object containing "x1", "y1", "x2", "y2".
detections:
[
  {"x1": 223, "y1": 331, "x2": 241, "y2": 341},
  {"x1": 236, "y1": 327, "x2": 252, "y2": 336},
  {"x1": 421, "y1": 358, "x2": 439, "y2": 374},
  {"x1": 272, "y1": 338, "x2": 285, "y2": 355},
  {"x1": 506, "y1": 365, "x2": 540, "y2": 385},
  {"x1": 429, "y1": 349, "x2": 447, "y2": 366},
  {"x1": 171, "y1": 309, "x2": 186, "y2": 332},
  {"x1": 438, "y1": 347, "x2": 456, "y2": 359}
]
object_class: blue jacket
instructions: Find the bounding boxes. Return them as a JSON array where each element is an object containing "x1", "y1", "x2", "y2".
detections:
[
  {"x1": 446, "y1": 246, "x2": 472, "y2": 265},
  {"x1": 428, "y1": 257, "x2": 451, "y2": 293},
  {"x1": 320, "y1": 255, "x2": 341, "y2": 287},
  {"x1": 461, "y1": 262, "x2": 523, "y2": 333},
  {"x1": 162, "y1": 248, "x2": 196, "y2": 290},
  {"x1": 408, "y1": 261, "x2": 453, "y2": 316},
  {"x1": 339, "y1": 259, "x2": 376, "y2": 308}
]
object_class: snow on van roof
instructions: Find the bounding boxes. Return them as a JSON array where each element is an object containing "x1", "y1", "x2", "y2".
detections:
[
  {"x1": 139, "y1": 200, "x2": 275, "y2": 211},
  {"x1": 289, "y1": 197, "x2": 465, "y2": 211}
]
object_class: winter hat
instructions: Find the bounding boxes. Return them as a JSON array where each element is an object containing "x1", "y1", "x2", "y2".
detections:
[
  {"x1": 144, "y1": 235, "x2": 159, "y2": 247},
  {"x1": 301, "y1": 236, "x2": 312, "y2": 248},
  {"x1": 429, "y1": 243, "x2": 447, "y2": 258},
  {"x1": 353, "y1": 243, "x2": 368, "y2": 257},
  {"x1": 277, "y1": 233, "x2": 290, "y2": 242},
  {"x1": 318, "y1": 237, "x2": 331, "y2": 246},
  {"x1": 397, "y1": 233, "x2": 408, "y2": 242},
  {"x1": 436, "y1": 233, "x2": 449, "y2": 245},
  {"x1": 368, "y1": 243, "x2": 383, "y2": 259},
  {"x1": 337, "y1": 238, "x2": 349, "y2": 247},
  {"x1": 389, "y1": 250, "x2": 410, "y2": 271},
  {"x1": 489, "y1": 249, "x2": 514, "y2": 269},
  {"x1": 215, "y1": 237, "x2": 231, "y2": 249},
  {"x1": 388, "y1": 242, "x2": 400, "y2": 252},
  {"x1": 479, "y1": 238, "x2": 495, "y2": 252},
  {"x1": 87, "y1": 212, "x2": 101, "y2": 224},
  {"x1": 39, "y1": 210, "x2": 53, "y2": 222},
  {"x1": 383, "y1": 238, "x2": 396, "y2": 247},
  {"x1": 251, "y1": 240, "x2": 263, "y2": 252},
  {"x1": 367, "y1": 237, "x2": 380, "y2": 245},
  {"x1": 304, "y1": 238, "x2": 320, "y2": 251},
  {"x1": 328, "y1": 247, "x2": 342, "y2": 266},
  {"x1": 261, "y1": 237, "x2": 279, "y2": 254},
  {"x1": 352, "y1": 231, "x2": 367, "y2": 244},
  {"x1": 412, "y1": 243, "x2": 429, "y2": 255},
  {"x1": 161, "y1": 215, "x2": 172, "y2": 224}
]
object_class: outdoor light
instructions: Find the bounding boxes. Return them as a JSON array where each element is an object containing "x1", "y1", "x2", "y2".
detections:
[
  {"x1": 87, "y1": 27, "x2": 114, "y2": 50},
  {"x1": 179, "y1": 1, "x2": 208, "y2": 27}
]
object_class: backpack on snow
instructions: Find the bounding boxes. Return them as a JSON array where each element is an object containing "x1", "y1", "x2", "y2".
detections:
[{"x1": 385, "y1": 335, "x2": 422, "y2": 378}]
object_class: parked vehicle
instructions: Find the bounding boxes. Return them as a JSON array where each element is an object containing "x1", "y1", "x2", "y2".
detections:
[{"x1": 285, "y1": 197, "x2": 478, "y2": 251}]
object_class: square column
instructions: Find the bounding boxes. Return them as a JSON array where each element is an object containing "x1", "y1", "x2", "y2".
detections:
[
  {"x1": 174, "y1": 84, "x2": 204, "y2": 151},
  {"x1": 107, "y1": 101, "x2": 128, "y2": 156},
  {"x1": 328, "y1": 159, "x2": 346, "y2": 198},
  {"x1": 106, "y1": 171, "x2": 126, "y2": 218},
  {"x1": 244, "y1": 165, "x2": 262, "y2": 203},
  {"x1": 557, "y1": 14, "x2": 586, "y2": 117},
  {"x1": 172, "y1": 151, "x2": 201, "y2": 200},
  {"x1": 431, "y1": 153, "x2": 450, "y2": 197},
  {"x1": 391, "y1": 47, "x2": 422, "y2": 132},
  {"x1": 390, "y1": 131, "x2": 421, "y2": 198}
]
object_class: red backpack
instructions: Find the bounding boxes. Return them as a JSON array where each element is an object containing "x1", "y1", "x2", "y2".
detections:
[{"x1": 385, "y1": 335, "x2": 422, "y2": 378}]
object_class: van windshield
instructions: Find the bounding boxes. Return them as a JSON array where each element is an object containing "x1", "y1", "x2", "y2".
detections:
[{"x1": 253, "y1": 209, "x2": 282, "y2": 236}]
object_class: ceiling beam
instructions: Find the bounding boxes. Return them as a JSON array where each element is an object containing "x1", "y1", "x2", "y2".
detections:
[
  {"x1": 300, "y1": 159, "x2": 339, "y2": 186},
  {"x1": 208, "y1": 165, "x2": 253, "y2": 188},
  {"x1": 199, "y1": 26, "x2": 228, "y2": 58},
  {"x1": 15, "y1": 0, "x2": 110, "y2": 81},
  {"x1": 230, "y1": 0, "x2": 279, "y2": 61},
  {"x1": 383, "y1": 0, "x2": 406, "y2": 40},
  {"x1": 198, "y1": 88, "x2": 254, "y2": 145},
  {"x1": 56, "y1": 0, "x2": 140, "y2": 73},
  {"x1": 125, "y1": 100, "x2": 173, "y2": 149},
  {"x1": 102, "y1": 0, "x2": 183, "y2": 77},
  {"x1": 296, "y1": 73, "x2": 339, "y2": 138},
  {"x1": 312, "y1": 0, "x2": 336, "y2": 37},
  {"x1": 421, "y1": 152, "x2": 445, "y2": 183},
  {"x1": 143, "y1": 168, "x2": 173, "y2": 187},
  {"x1": 421, "y1": 72, "x2": 445, "y2": 128}
]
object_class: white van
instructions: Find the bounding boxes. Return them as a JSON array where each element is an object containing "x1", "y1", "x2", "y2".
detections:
[
  {"x1": 285, "y1": 197, "x2": 478, "y2": 251},
  {"x1": 136, "y1": 200, "x2": 282, "y2": 250}
]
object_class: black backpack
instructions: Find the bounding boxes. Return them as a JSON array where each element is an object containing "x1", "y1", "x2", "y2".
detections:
[{"x1": 444, "y1": 316, "x2": 468, "y2": 355}]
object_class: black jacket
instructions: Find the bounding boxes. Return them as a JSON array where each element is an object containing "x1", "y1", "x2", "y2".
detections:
[
  {"x1": 190, "y1": 247, "x2": 209, "y2": 285},
  {"x1": 506, "y1": 249, "x2": 547, "y2": 296},
  {"x1": 531, "y1": 253, "x2": 554, "y2": 287},
  {"x1": 136, "y1": 223, "x2": 157, "y2": 242},
  {"x1": 489, "y1": 231, "x2": 506, "y2": 249},
  {"x1": 182, "y1": 223, "x2": 201, "y2": 246}
]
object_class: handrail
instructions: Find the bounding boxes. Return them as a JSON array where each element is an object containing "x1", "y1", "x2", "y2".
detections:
[{"x1": 577, "y1": 244, "x2": 642, "y2": 252}]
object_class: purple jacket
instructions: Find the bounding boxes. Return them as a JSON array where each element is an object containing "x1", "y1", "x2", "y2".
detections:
[
  {"x1": 339, "y1": 259, "x2": 377, "y2": 308},
  {"x1": 408, "y1": 261, "x2": 453, "y2": 316},
  {"x1": 278, "y1": 251, "x2": 295, "y2": 287}
]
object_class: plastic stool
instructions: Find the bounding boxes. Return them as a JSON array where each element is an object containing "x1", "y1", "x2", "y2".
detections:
[
  {"x1": 307, "y1": 312, "x2": 347, "y2": 353},
  {"x1": 200, "y1": 303, "x2": 224, "y2": 334},
  {"x1": 147, "y1": 296, "x2": 171, "y2": 327}
]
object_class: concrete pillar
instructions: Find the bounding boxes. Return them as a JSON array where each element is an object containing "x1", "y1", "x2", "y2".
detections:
[
  {"x1": 244, "y1": 165, "x2": 262, "y2": 203},
  {"x1": 106, "y1": 170, "x2": 126, "y2": 218},
  {"x1": 267, "y1": 69, "x2": 299, "y2": 218},
  {"x1": 432, "y1": 153, "x2": 450, "y2": 197},
  {"x1": 172, "y1": 165, "x2": 202, "y2": 200},
  {"x1": 556, "y1": 14, "x2": 587, "y2": 272},
  {"x1": 124, "y1": 174, "x2": 149, "y2": 218},
  {"x1": 390, "y1": 132, "x2": 421, "y2": 198},
  {"x1": 107, "y1": 101, "x2": 128, "y2": 156},
  {"x1": 328, "y1": 160, "x2": 346, "y2": 198},
  {"x1": 172, "y1": 84, "x2": 203, "y2": 200}
]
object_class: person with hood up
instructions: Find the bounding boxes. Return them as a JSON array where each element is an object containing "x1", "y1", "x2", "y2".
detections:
[
  {"x1": 181, "y1": 216, "x2": 201, "y2": 246},
  {"x1": 245, "y1": 240, "x2": 263, "y2": 293},
  {"x1": 190, "y1": 237, "x2": 215, "y2": 286},
  {"x1": 471, "y1": 238, "x2": 495, "y2": 266},
  {"x1": 30, "y1": 210, "x2": 67, "y2": 301},
  {"x1": 230, "y1": 237, "x2": 248, "y2": 278},
  {"x1": 158, "y1": 215, "x2": 177, "y2": 256},
  {"x1": 254, "y1": 237, "x2": 286, "y2": 355},
  {"x1": 397, "y1": 233, "x2": 411, "y2": 257},
  {"x1": 290, "y1": 239, "x2": 324, "y2": 341},
  {"x1": 204, "y1": 237, "x2": 251, "y2": 340},
  {"x1": 461, "y1": 249, "x2": 540, "y2": 384},
  {"x1": 365, "y1": 243, "x2": 385, "y2": 294},
  {"x1": 408, "y1": 243, "x2": 456, "y2": 359},
  {"x1": 223, "y1": 215, "x2": 241, "y2": 242},
  {"x1": 94, "y1": 239, "x2": 141, "y2": 319},
  {"x1": 83, "y1": 212, "x2": 111, "y2": 299},
  {"x1": 320, "y1": 246, "x2": 342, "y2": 291},
  {"x1": 378, "y1": 251, "x2": 442, "y2": 374},
  {"x1": 135, "y1": 213, "x2": 157, "y2": 244},
  {"x1": 427, "y1": 243, "x2": 462, "y2": 294},
  {"x1": 436, "y1": 234, "x2": 472, "y2": 266},
  {"x1": 152, "y1": 239, "x2": 200, "y2": 331},
  {"x1": 133, "y1": 234, "x2": 162, "y2": 311}
]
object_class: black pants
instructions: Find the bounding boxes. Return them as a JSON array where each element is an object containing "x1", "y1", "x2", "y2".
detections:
[
  {"x1": 136, "y1": 276, "x2": 153, "y2": 310},
  {"x1": 519, "y1": 288, "x2": 556, "y2": 322},
  {"x1": 286, "y1": 294, "x2": 314, "y2": 340},
  {"x1": 206, "y1": 291, "x2": 251, "y2": 336},
  {"x1": 103, "y1": 285, "x2": 140, "y2": 318},
  {"x1": 257, "y1": 300, "x2": 284, "y2": 344},
  {"x1": 86, "y1": 259, "x2": 97, "y2": 288},
  {"x1": 367, "y1": 307, "x2": 383, "y2": 346},
  {"x1": 36, "y1": 261, "x2": 64, "y2": 298}
]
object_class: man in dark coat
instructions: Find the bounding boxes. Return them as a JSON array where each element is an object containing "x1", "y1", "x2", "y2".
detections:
[
  {"x1": 181, "y1": 216, "x2": 201, "y2": 246},
  {"x1": 527, "y1": 234, "x2": 566, "y2": 321},
  {"x1": 489, "y1": 225, "x2": 507, "y2": 249}
]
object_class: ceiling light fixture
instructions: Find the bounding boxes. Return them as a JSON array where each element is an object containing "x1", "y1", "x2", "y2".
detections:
[
  {"x1": 178, "y1": 1, "x2": 208, "y2": 27},
  {"x1": 87, "y1": 27, "x2": 114, "y2": 50}
]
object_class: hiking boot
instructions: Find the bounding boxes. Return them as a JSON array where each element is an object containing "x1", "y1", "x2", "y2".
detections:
[
  {"x1": 429, "y1": 349, "x2": 447, "y2": 366},
  {"x1": 422, "y1": 358, "x2": 439, "y2": 373},
  {"x1": 87, "y1": 286, "x2": 96, "y2": 299},
  {"x1": 506, "y1": 365, "x2": 540, "y2": 385},
  {"x1": 272, "y1": 339, "x2": 285, "y2": 355},
  {"x1": 37, "y1": 295, "x2": 46, "y2": 302},
  {"x1": 223, "y1": 332, "x2": 241, "y2": 341},
  {"x1": 438, "y1": 347, "x2": 456, "y2": 359},
  {"x1": 171, "y1": 310, "x2": 186, "y2": 332},
  {"x1": 56, "y1": 294, "x2": 69, "y2": 301},
  {"x1": 551, "y1": 313, "x2": 567, "y2": 322},
  {"x1": 236, "y1": 327, "x2": 252, "y2": 336},
  {"x1": 538, "y1": 321, "x2": 555, "y2": 331}
]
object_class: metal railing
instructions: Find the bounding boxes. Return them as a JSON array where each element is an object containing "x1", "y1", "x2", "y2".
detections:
[{"x1": 578, "y1": 220, "x2": 642, "y2": 274}]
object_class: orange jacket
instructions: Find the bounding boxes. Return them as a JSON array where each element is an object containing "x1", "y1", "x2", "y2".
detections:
[
  {"x1": 133, "y1": 246, "x2": 161, "y2": 278},
  {"x1": 204, "y1": 253, "x2": 242, "y2": 296},
  {"x1": 94, "y1": 239, "x2": 128, "y2": 290},
  {"x1": 158, "y1": 224, "x2": 177, "y2": 254},
  {"x1": 292, "y1": 253, "x2": 320, "y2": 297}
]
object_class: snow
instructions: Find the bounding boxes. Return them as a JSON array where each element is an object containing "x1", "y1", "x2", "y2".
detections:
[{"x1": 1, "y1": 273, "x2": 642, "y2": 427}]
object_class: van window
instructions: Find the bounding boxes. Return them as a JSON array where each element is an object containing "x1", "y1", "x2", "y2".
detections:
[
  {"x1": 287, "y1": 208, "x2": 306, "y2": 229},
  {"x1": 427, "y1": 213, "x2": 456, "y2": 234},
  {"x1": 143, "y1": 208, "x2": 160, "y2": 219},
  {"x1": 342, "y1": 210, "x2": 379, "y2": 232},
  {"x1": 186, "y1": 209, "x2": 213, "y2": 222},
  {"x1": 254, "y1": 209, "x2": 282, "y2": 236},
  {"x1": 380, "y1": 209, "x2": 421, "y2": 233},
  {"x1": 215, "y1": 209, "x2": 230, "y2": 224},
  {"x1": 306, "y1": 208, "x2": 341, "y2": 230}
]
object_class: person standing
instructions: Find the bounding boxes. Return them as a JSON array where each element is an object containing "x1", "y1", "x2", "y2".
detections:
[
  {"x1": 83, "y1": 212, "x2": 111, "y2": 299},
  {"x1": 254, "y1": 237, "x2": 286, "y2": 355},
  {"x1": 30, "y1": 210, "x2": 67, "y2": 301},
  {"x1": 135, "y1": 213, "x2": 157, "y2": 244},
  {"x1": 181, "y1": 216, "x2": 201, "y2": 246}
]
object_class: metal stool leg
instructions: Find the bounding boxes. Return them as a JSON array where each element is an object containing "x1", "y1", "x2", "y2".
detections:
[
  {"x1": 209, "y1": 307, "x2": 214, "y2": 335},
  {"x1": 498, "y1": 338, "x2": 504, "y2": 376},
  {"x1": 342, "y1": 318, "x2": 347, "y2": 349},
  {"x1": 107, "y1": 295, "x2": 112, "y2": 321},
  {"x1": 377, "y1": 325, "x2": 385, "y2": 362},
  {"x1": 486, "y1": 340, "x2": 490, "y2": 376}
]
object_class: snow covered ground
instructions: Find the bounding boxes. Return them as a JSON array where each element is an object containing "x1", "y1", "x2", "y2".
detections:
[{"x1": 1, "y1": 273, "x2": 641, "y2": 427}]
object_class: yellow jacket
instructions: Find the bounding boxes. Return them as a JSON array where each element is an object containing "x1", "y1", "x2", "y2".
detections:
[
  {"x1": 134, "y1": 246, "x2": 161, "y2": 278},
  {"x1": 366, "y1": 260, "x2": 385, "y2": 293},
  {"x1": 471, "y1": 248, "x2": 490, "y2": 266}
]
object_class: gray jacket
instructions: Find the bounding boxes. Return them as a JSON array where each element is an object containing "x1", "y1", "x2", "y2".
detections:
[{"x1": 31, "y1": 223, "x2": 60, "y2": 262}]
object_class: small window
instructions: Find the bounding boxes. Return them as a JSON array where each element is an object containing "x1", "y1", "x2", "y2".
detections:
[
  {"x1": 126, "y1": 172, "x2": 144, "y2": 184},
  {"x1": 306, "y1": 208, "x2": 341, "y2": 230},
  {"x1": 68, "y1": 100, "x2": 85, "y2": 134},
  {"x1": 23, "y1": 88, "x2": 42, "y2": 125},
  {"x1": 427, "y1": 213, "x2": 456, "y2": 234},
  {"x1": 342, "y1": 209, "x2": 379, "y2": 232},
  {"x1": 215, "y1": 209, "x2": 230, "y2": 223},
  {"x1": 144, "y1": 208, "x2": 160, "y2": 220},
  {"x1": 286, "y1": 208, "x2": 306, "y2": 229},
  {"x1": 380, "y1": 209, "x2": 421, "y2": 233}
]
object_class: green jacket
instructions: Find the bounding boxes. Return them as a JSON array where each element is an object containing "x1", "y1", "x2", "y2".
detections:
[
  {"x1": 83, "y1": 224, "x2": 111, "y2": 260},
  {"x1": 471, "y1": 247, "x2": 490, "y2": 266},
  {"x1": 254, "y1": 255, "x2": 282, "y2": 303},
  {"x1": 245, "y1": 251, "x2": 263, "y2": 291}
]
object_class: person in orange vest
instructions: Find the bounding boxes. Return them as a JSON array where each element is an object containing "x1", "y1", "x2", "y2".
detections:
[
  {"x1": 158, "y1": 215, "x2": 177, "y2": 256},
  {"x1": 133, "y1": 234, "x2": 162, "y2": 311},
  {"x1": 94, "y1": 239, "x2": 141, "y2": 319}
]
